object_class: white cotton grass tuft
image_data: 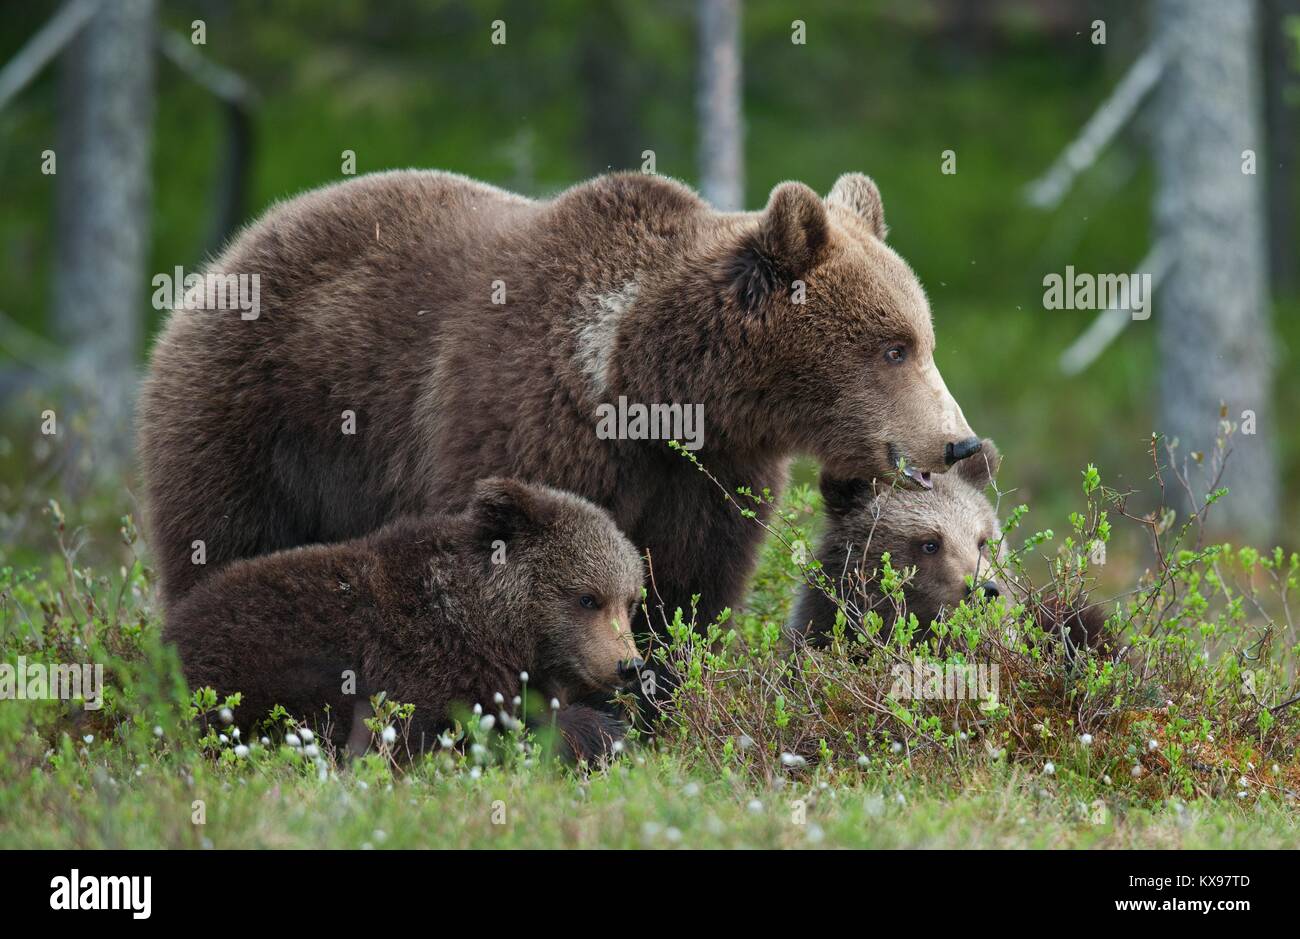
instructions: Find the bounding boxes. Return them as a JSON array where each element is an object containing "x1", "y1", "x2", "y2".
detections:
[
  {"x1": 550, "y1": 697, "x2": 560, "y2": 711},
  {"x1": 300, "y1": 728, "x2": 313, "y2": 743},
  {"x1": 1043, "y1": 762, "x2": 1056, "y2": 776},
  {"x1": 1147, "y1": 739, "x2": 1159, "y2": 752},
  {"x1": 494, "y1": 692, "x2": 504, "y2": 705},
  {"x1": 381, "y1": 725, "x2": 397, "y2": 745},
  {"x1": 153, "y1": 725, "x2": 164, "y2": 738},
  {"x1": 519, "y1": 671, "x2": 529, "y2": 684},
  {"x1": 219, "y1": 707, "x2": 234, "y2": 725},
  {"x1": 479, "y1": 714, "x2": 496, "y2": 732},
  {"x1": 234, "y1": 744, "x2": 249, "y2": 758},
  {"x1": 1079, "y1": 733, "x2": 1093, "y2": 746},
  {"x1": 285, "y1": 733, "x2": 302, "y2": 748}
]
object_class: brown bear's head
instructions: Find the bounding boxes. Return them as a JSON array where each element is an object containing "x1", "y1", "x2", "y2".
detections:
[
  {"x1": 791, "y1": 439, "x2": 1003, "y2": 643},
  {"x1": 468, "y1": 478, "x2": 644, "y2": 704},
  {"x1": 620, "y1": 172, "x2": 979, "y2": 486}
]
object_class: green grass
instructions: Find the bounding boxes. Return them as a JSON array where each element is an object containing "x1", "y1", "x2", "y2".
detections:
[
  {"x1": 6, "y1": 747, "x2": 1298, "y2": 850},
  {"x1": 2, "y1": 437, "x2": 1298, "y2": 850}
]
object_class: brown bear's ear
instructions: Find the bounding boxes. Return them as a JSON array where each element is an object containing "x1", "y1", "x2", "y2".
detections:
[
  {"x1": 954, "y1": 438, "x2": 1001, "y2": 490},
  {"x1": 826, "y1": 173, "x2": 886, "y2": 240},
  {"x1": 719, "y1": 182, "x2": 828, "y2": 311},
  {"x1": 470, "y1": 477, "x2": 554, "y2": 542},
  {"x1": 819, "y1": 475, "x2": 873, "y2": 518}
]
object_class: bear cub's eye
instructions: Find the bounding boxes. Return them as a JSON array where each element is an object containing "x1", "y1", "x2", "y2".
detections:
[
  {"x1": 884, "y1": 344, "x2": 907, "y2": 365},
  {"x1": 920, "y1": 540, "x2": 941, "y2": 555},
  {"x1": 579, "y1": 594, "x2": 600, "y2": 610}
]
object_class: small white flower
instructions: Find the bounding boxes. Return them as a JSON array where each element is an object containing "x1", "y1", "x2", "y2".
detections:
[
  {"x1": 1079, "y1": 733, "x2": 1093, "y2": 746},
  {"x1": 737, "y1": 734, "x2": 754, "y2": 751},
  {"x1": 1272, "y1": 764, "x2": 1281, "y2": 775},
  {"x1": 1102, "y1": 774, "x2": 1112, "y2": 785},
  {"x1": 895, "y1": 792, "x2": 906, "y2": 805},
  {"x1": 780, "y1": 752, "x2": 806, "y2": 767},
  {"x1": 219, "y1": 707, "x2": 234, "y2": 725},
  {"x1": 494, "y1": 692, "x2": 504, "y2": 705},
  {"x1": 1237, "y1": 790, "x2": 1248, "y2": 799},
  {"x1": 665, "y1": 826, "x2": 682, "y2": 843},
  {"x1": 1043, "y1": 762, "x2": 1056, "y2": 776},
  {"x1": 232, "y1": 727, "x2": 241, "y2": 740},
  {"x1": 479, "y1": 714, "x2": 496, "y2": 732},
  {"x1": 153, "y1": 725, "x2": 164, "y2": 738},
  {"x1": 83, "y1": 734, "x2": 93, "y2": 744},
  {"x1": 746, "y1": 799, "x2": 763, "y2": 813},
  {"x1": 683, "y1": 782, "x2": 701, "y2": 797},
  {"x1": 550, "y1": 697, "x2": 560, "y2": 711},
  {"x1": 471, "y1": 743, "x2": 487, "y2": 758},
  {"x1": 857, "y1": 754, "x2": 870, "y2": 767},
  {"x1": 472, "y1": 703, "x2": 483, "y2": 716},
  {"x1": 1147, "y1": 739, "x2": 1158, "y2": 752},
  {"x1": 805, "y1": 823, "x2": 825, "y2": 844},
  {"x1": 469, "y1": 766, "x2": 482, "y2": 779},
  {"x1": 890, "y1": 741, "x2": 903, "y2": 755},
  {"x1": 234, "y1": 744, "x2": 249, "y2": 758},
  {"x1": 519, "y1": 671, "x2": 529, "y2": 683},
  {"x1": 612, "y1": 740, "x2": 625, "y2": 754},
  {"x1": 286, "y1": 733, "x2": 302, "y2": 748},
  {"x1": 512, "y1": 695, "x2": 521, "y2": 707},
  {"x1": 260, "y1": 736, "x2": 270, "y2": 746},
  {"x1": 304, "y1": 744, "x2": 320, "y2": 758},
  {"x1": 300, "y1": 728, "x2": 313, "y2": 743},
  {"x1": 381, "y1": 725, "x2": 397, "y2": 745},
  {"x1": 438, "y1": 734, "x2": 454, "y2": 749},
  {"x1": 1238, "y1": 776, "x2": 1249, "y2": 788},
  {"x1": 219, "y1": 733, "x2": 229, "y2": 744},
  {"x1": 1131, "y1": 764, "x2": 1143, "y2": 778}
]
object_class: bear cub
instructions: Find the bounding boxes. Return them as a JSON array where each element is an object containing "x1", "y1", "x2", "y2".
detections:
[
  {"x1": 789, "y1": 440, "x2": 1002, "y2": 645},
  {"x1": 164, "y1": 478, "x2": 646, "y2": 762}
]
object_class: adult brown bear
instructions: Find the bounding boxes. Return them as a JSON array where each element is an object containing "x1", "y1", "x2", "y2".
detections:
[{"x1": 138, "y1": 170, "x2": 979, "y2": 634}]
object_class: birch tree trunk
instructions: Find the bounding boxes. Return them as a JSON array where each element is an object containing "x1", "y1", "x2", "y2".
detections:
[
  {"x1": 697, "y1": 0, "x2": 743, "y2": 211},
  {"x1": 53, "y1": 0, "x2": 156, "y2": 475},
  {"x1": 1153, "y1": 0, "x2": 1278, "y2": 540}
]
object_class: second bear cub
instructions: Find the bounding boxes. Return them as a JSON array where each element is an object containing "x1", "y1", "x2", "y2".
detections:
[
  {"x1": 164, "y1": 478, "x2": 645, "y2": 759},
  {"x1": 789, "y1": 440, "x2": 1002, "y2": 644}
]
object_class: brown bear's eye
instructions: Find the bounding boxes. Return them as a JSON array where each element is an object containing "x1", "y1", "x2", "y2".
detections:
[
  {"x1": 884, "y1": 344, "x2": 907, "y2": 365},
  {"x1": 920, "y1": 540, "x2": 940, "y2": 555},
  {"x1": 579, "y1": 594, "x2": 600, "y2": 610}
]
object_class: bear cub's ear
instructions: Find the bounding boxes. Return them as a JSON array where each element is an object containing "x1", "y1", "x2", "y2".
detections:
[
  {"x1": 470, "y1": 477, "x2": 554, "y2": 543},
  {"x1": 825, "y1": 173, "x2": 887, "y2": 240},
  {"x1": 818, "y1": 475, "x2": 874, "y2": 518},
  {"x1": 719, "y1": 182, "x2": 829, "y2": 311},
  {"x1": 954, "y1": 438, "x2": 1001, "y2": 490}
]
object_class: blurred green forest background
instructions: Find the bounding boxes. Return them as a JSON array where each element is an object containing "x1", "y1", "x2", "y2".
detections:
[{"x1": 1, "y1": 0, "x2": 1298, "y2": 588}]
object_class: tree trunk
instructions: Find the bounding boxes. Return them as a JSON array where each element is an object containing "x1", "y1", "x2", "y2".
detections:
[
  {"x1": 697, "y1": 0, "x2": 743, "y2": 211},
  {"x1": 53, "y1": 0, "x2": 156, "y2": 476},
  {"x1": 1153, "y1": 0, "x2": 1278, "y2": 541}
]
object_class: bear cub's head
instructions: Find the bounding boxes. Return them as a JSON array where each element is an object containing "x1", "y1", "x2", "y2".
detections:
[
  {"x1": 790, "y1": 439, "x2": 1003, "y2": 644},
  {"x1": 468, "y1": 478, "x2": 645, "y2": 704}
]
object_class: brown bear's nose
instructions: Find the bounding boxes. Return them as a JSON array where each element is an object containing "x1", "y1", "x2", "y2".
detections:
[
  {"x1": 617, "y1": 658, "x2": 644, "y2": 680},
  {"x1": 967, "y1": 580, "x2": 1000, "y2": 599},
  {"x1": 945, "y1": 436, "x2": 983, "y2": 465}
]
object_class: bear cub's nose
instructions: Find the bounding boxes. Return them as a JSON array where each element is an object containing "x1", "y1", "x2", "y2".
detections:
[
  {"x1": 945, "y1": 436, "x2": 983, "y2": 465},
  {"x1": 617, "y1": 658, "x2": 644, "y2": 680}
]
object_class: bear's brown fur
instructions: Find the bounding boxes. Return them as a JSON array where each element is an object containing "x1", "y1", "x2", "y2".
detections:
[
  {"x1": 789, "y1": 440, "x2": 1002, "y2": 644},
  {"x1": 163, "y1": 478, "x2": 645, "y2": 759},
  {"x1": 139, "y1": 169, "x2": 979, "y2": 632}
]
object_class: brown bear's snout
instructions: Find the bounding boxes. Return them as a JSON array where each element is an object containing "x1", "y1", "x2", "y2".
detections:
[
  {"x1": 617, "y1": 657, "x2": 644, "y2": 682},
  {"x1": 945, "y1": 436, "x2": 983, "y2": 465},
  {"x1": 966, "y1": 580, "x2": 1000, "y2": 599}
]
